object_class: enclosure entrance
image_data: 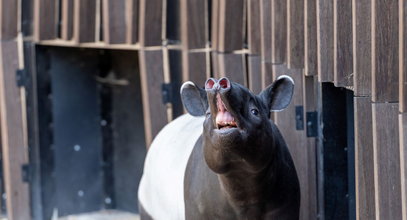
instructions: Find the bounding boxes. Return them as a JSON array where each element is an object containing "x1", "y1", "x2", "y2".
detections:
[{"x1": 33, "y1": 46, "x2": 146, "y2": 220}]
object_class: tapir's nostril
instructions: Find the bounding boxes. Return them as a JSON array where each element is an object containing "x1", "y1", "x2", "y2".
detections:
[
  {"x1": 205, "y1": 78, "x2": 216, "y2": 90},
  {"x1": 218, "y1": 77, "x2": 230, "y2": 89}
]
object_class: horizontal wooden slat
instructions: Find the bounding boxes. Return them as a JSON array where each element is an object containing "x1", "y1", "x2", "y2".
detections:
[
  {"x1": 247, "y1": 55, "x2": 262, "y2": 94},
  {"x1": 354, "y1": 97, "x2": 375, "y2": 220},
  {"x1": 372, "y1": 103, "x2": 401, "y2": 220},
  {"x1": 103, "y1": 0, "x2": 127, "y2": 44},
  {"x1": 34, "y1": 0, "x2": 57, "y2": 41},
  {"x1": 180, "y1": 0, "x2": 206, "y2": 49},
  {"x1": 372, "y1": 0, "x2": 399, "y2": 102},
  {"x1": 138, "y1": 50, "x2": 168, "y2": 147},
  {"x1": 0, "y1": 0, "x2": 18, "y2": 40},
  {"x1": 316, "y1": 0, "x2": 334, "y2": 82},
  {"x1": 260, "y1": 0, "x2": 272, "y2": 61},
  {"x1": 271, "y1": 0, "x2": 287, "y2": 64},
  {"x1": 217, "y1": 53, "x2": 246, "y2": 86},
  {"x1": 139, "y1": 0, "x2": 163, "y2": 46},
  {"x1": 287, "y1": 0, "x2": 304, "y2": 69},
  {"x1": 352, "y1": 0, "x2": 371, "y2": 96},
  {"x1": 61, "y1": 0, "x2": 74, "y2": 41},
  {"x1": 401, "y1": 0, "x2": 407, "y2": 112},
  {"x1": 304, "y1": 0, "x2": 317, "y2": 76},
  {"x1": 400, "y1": 113, "x2": 407, "y2": 220},
  {"x1": 0, "y1": 41, "x2": 30, "y2": 220},
  {"x1": 73, "y1": 0, "x2": 96, "y2": 43},
  {"x1": 248, "y1": 0, "x2": 261, "y2": 55},
  {"x1": 333, "y1": 0, "x2": 353, "y2": 87},
  {"x1": 217, "y1": 0, "x2": 244, "y2": 52}
]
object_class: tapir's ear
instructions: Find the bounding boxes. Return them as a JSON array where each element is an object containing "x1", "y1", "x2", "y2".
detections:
[
  {"x1": 180, "y1": 81, "x2": 208, "y2": 116},
  {"x1": 259, "y1": 75, "x2": 294, "y2": 112}
]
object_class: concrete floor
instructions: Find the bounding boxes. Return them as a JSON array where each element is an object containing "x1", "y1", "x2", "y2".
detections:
[{"x1": 58, "y1": 210, "x2": 140, "y2": 220}]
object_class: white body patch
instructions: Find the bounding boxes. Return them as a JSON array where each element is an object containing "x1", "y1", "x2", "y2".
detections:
[{"x1": 138, "y1": 114, "x2": 205, "y2": 220}]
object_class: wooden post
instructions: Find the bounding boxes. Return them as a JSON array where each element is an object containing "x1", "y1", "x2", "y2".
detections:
[
  {"x1": 304, "y1": 0, "x2": 317, "y2": 76},
  {"x1": 287, "y1": 0, "x2": 304, "y2": 69},
  {"x1": 316, "y1": 0, "x2": 334, "y2": 82}
]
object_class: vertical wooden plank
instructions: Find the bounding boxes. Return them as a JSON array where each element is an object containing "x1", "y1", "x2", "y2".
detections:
[
  {"x1": 352, "y1": 0, "x2": 371, "y2": 96},
  {"x1": 372, "y1": 103, "x2": 402, "y2": 220},
  {"x1": 400, "y1": 113, "x2": 407, "y2": 220},
  {"x1": 248, "y1": 0, "x2": 261, "y2": 55},
  {"x1": 211, "y1": 52, "x2": 220, "y2": 79},
  {"x1": 217, "y1": 0, "x2": 244, "y2": 52},
  {"x1": 401, "y1": 0, "x2": 407, "y2": 112},
  {"x1": 126, "y1": 0, "x2": 138, "y2": 44},
  {"x1": 73, "y1": 0, "x2": 96, "y2": 43},
  {"x1": 103, "y1": 0, "x2": 126, "y2": 44},
  {"x1": 211, "y1": 0, "x2": 220, "y2": 50},
  {"x1": 372, "y1": 0, "x2": 399, "y2": 102},
  {"x1": 304, "y1": 0, "x2": 317, "y2": 76},
  {"x1": 247, "y1": 55, "x2": 262, "y2": 94},
  {"x1": 0, "y1": 41, "x2": 30, "y2": 220},
  {"x1": 0, "y1": 0, "x2": 18, "y2": 40},
  {"x1": 260, "y1": 0, "x2": 272, "y2": 61},
  {"x1": 139, "y1": 0, "x2": 163, "y2": 46},
  {"x1": 271, "y1": 0, "x2": 287, "y2": 64},
  {"x1": 316, "y1": 0, "x2": 334, "y2": 82},
  {"x1": 261, "y1": 61, "x2": 273, "y2": 89},
  {"x1": 333, "y1": 0, "x2": 353, "y2": 87},
  {"x1": 354, "y1": 97, "x2": 375, "y2": 220},
  {"x1": 182, "y1": 51, "x2": 208, "y2": 85},
  {"x1": 34, "y1": 0, "x2": 58, "y2": 41},
  {"x1": 61, "y1": 0, "x2": 74, "y2": 41},
  {"x1": 138, "y1": 50, "x2": 168, "y2": 147},
  {"x1": 180, "y1": 0, "x2": 207, "y2": 49},
  {"x1": 217, "y1": 53, "x2": 246, "y2": 86},
  {"x1": 287, "y1": 0, "x2": 304, "y2": 69}
]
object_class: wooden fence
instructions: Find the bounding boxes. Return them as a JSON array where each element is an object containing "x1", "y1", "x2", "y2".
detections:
[{"x1": 0, "y1": 0, "x2": 405, "y2": 220}]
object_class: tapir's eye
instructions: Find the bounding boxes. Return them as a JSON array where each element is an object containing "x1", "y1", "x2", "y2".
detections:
[{"x1": 251, "y1": 109, "x2": 259, "y2": 116}]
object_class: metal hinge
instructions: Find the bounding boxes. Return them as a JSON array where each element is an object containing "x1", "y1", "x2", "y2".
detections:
[
  {"x1": 295, "y1": 106, "x2": 304, "y2": 130},
  {"x1": 161, "y1": 83, "x2": 173, "y2": 104},
  {"x1": 21, "y1": 163, "x2": 31, "y2": 183},
  {"x1": 306, "y1": 111, "x2": 318, "y2": 137},
  {"x1": 16, "y1": 69, "x2": 29, "y2": 88}
]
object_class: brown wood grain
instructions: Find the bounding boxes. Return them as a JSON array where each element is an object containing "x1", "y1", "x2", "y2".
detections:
[
  {"x1": 248, "y1": 0, "x2": 261, "y2": 55},
  {"x1": 217, "y1": 0, "x2": 244, "y2": 52},
  {"x1": 247, "y1": 55, "x2": 262, "y2": 94},
  {"x1": 211, "y1": 0, "x2": 220, "y2": 50},
  {"x1": 260, "y1": 0, "x2": 272, "y2": 61},
  {"x1": 400, "y1": 113, "x2": 407, "y2": 220},
  {"x1": 103, "y1": 0, "x2": 127, "y2": 44},
  {"x1": 354, "y1": 97, "x2": 376, "y2": 220},
  {"x1": 372, "y1": 103, "x2": 402, "y2": 220},
  {"x1": 352, "y1": 0, "x2": 371, "y2": 96},
  {"x1": 400, "y1": 0, "x2": 407, "y2": 112},
  {"x1": 61, "y1": 0, "x2": 74, "y2": 41},
  {"x1": 34, "y1": 0, "x2": 57, "y2": 41},
  {"x1": 304, "y1": 0, "x2": 317, "y2": 76},
  {"x1": 0, "y1": 0, "x2": 18, "y2": 40},
  {"x1": 211, "y1": 52, "x2": 220, "y2": 79},
  {"x1": 217, "y1": 53, "x2": 247, "y2": 86},
  {"x1": 182, "y1": 51, "x2": 208, "y2": 85},
  {"x1": 316, "y1": 0, "x2": 334, "y2": 82},
  {"x1": 271, "y1": 0, "x2": 287, "y2": 64},
  {"x1": 0, "y1": 41, "x2": 30, "y2": 220},
  {"x1": 138, "y1": 50, "x2": 168, "y2": 147},
  {"x1": 333, "y1": 0, "x2": 353, "y2": 87},
  {"x1": 287, "y1": 0, "x2": 304, "y2": 69},
  {"x1": 126, "y1": 0, "x2": 138, "y2": 44},
  {"x1": 372, "y1": 0, "x2": 399, "y2": 102},
  {"x1": 139, "y1": 0, "x2": 163, "y2": 46},
  {"x1": 261, "y1": 61, "x2": 273, "y2": 89},
  {"x1": 180, "y1": 0, "x2": 207, "y2": 49},
  {"x1": 73, "y1": 0, "x2": 96, "y2": 43}
]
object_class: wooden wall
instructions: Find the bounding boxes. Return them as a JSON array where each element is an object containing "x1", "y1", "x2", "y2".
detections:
[{"x1": 0, "y1": 0, "x2": 406, "y2": 220}]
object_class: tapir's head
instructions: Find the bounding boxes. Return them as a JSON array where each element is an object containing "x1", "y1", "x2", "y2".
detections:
[{"x1": 180, "y1": 76, "x2": 294, "y2": 173}]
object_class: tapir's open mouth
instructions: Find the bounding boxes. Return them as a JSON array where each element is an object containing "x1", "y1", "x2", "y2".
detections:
[{"x1": 215, "y1": 93, "x2": 238, "y2": 130}]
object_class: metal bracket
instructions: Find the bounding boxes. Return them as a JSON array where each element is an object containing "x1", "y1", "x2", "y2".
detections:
[
  {"x1": 295, "y1": 106, "x2": 304, "y2": 130},
  {"x1": 21, "y1": 164, "x2": 31, "y2": 183},
  {"x1": 306, "y1": 111, "x2": 318, "y2": 137},
  {"x1": 161, "y1": 83, "x2": 173, "y2": 104},
  {"x1": 16, "y1": 69, "x2": 29, "y2": 88}
]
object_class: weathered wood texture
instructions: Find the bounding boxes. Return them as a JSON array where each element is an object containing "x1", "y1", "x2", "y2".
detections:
[
  {"x1": 73, "y1": 0, "x2": 96, "y2": 43},
  {"x1": 103, "y1": 0, "x2": 127, "y2": 44},
  {"x1": 0, "y1": 0, "x2": 18, "y2": 40},
  {"x1": 139, "y1": 0, "x2": 163, "y2": 46},
  {"x1": 0, "y1": 41, "x2": 30, "y2": 220},
  {"x1": 61, "y1": 0, "x2": 74, "y2": 41},
  {"x1": 138, "y1": 50, "x2": 168, "y2": 146},
  {"x1": 271, "y1": 0, "x2": 287, "y2": 64},
  {"x1": 182, "y1": 51, "x2": 208, "y2": 85},
  {"x1": 401, "y1": 0, "x2": 407, "y2": 112},
  {"x1": 304, "y1": 0, "x2": 317, "y2": 76},
  {"x1": 333, "y1": 0, "x2": 353, "y2": 87},
  {"x1": 247, "y1": 55, "x2": 262, "y2": 94},
  {"x1": 352, "y1": 0, "x2": 371, "y2": 96},
  {"x1": 400, "y1": 113, "x2": 407, "y2": 220},
  {"x1": 217, "y1": 0, "x2": 244, "y2": 52},
  {"x1": 217, "y1": 53, "x2": 247, "y2": 86},
  {"x1": 260, "y1": 0, "x2": 272, "y2": 61},
  {"x1": 34, "y1": 0, "x2": 57, "y2": 41},
  {"x1": 354, "y1": 97, "x2": 375, "y2": 220},
  {"x1": 247, "y1": 0, "x2": 261, "y2": 55},
  {"x1": 372, "y1": 0, "x2": 399, "y2": 102},
  {"x1": 372, "y1": 103, "x2": 402, "y2": 220},
  {"x1": 261, "y1": 61, "x2": 273, "y2": 89},
  {"x1": 287, "y1": 0, "x2": 304, "y2": 69},
  {"x1": 316, "y1": 0, "x2": 334, "y2": 82},
  {"x1": 180, "y1": 0, "x2": 206, "y2": 49},
  {"x1": 211, "y1": 0, "x2": 220, "y2": 50},
  {"x1": 126, "y1": 0, "x2": 138, "y2": 44}
]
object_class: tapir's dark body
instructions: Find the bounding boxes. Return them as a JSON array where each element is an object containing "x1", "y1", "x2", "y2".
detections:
[{"x1": 139, "y1": 76, "x2": 300, "y2": 220}]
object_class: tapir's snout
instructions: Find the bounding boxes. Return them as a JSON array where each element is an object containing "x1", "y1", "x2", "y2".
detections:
[{"x1": 205, "y1": 77, "x2": 231, "y2": 94}]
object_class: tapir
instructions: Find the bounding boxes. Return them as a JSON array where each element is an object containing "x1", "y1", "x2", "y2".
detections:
[{"x1": 138, "y1": 76, "x2": 300, "y2": 220}]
